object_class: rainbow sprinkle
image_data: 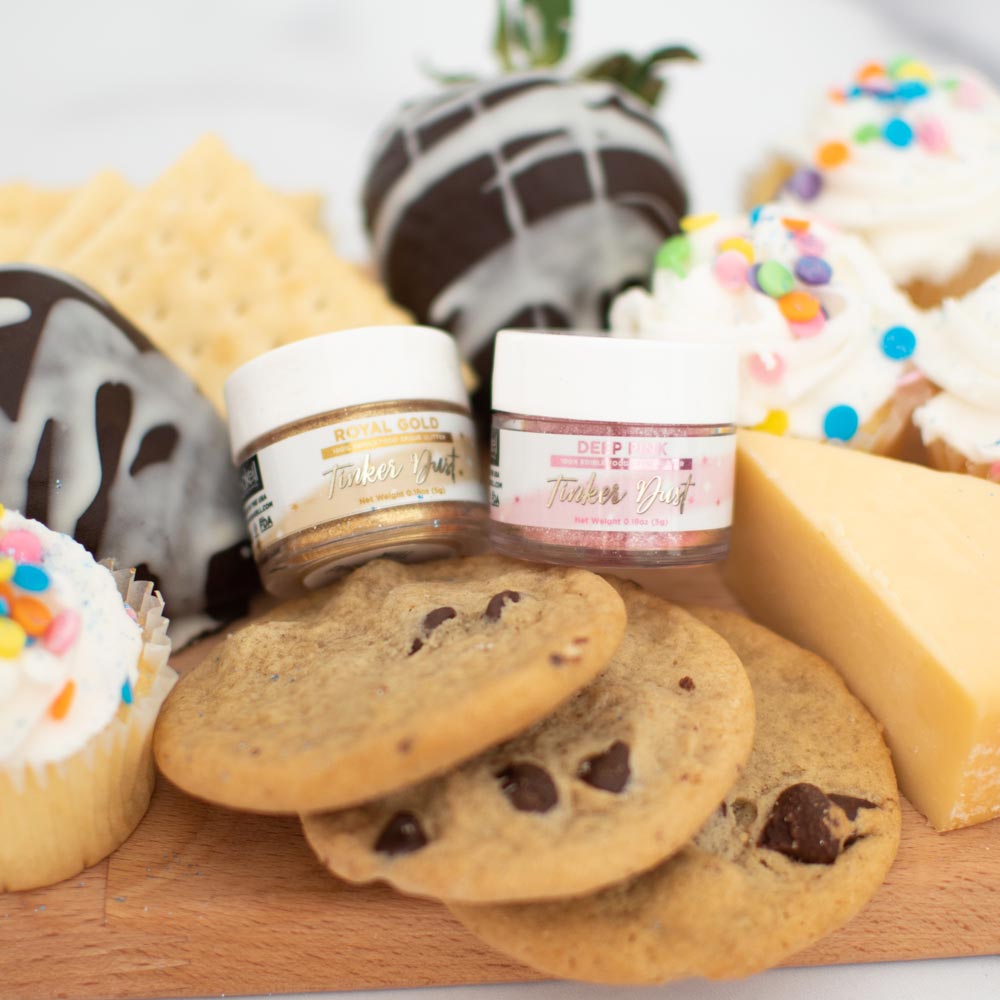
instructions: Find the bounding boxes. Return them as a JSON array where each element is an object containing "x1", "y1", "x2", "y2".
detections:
[
  {"x1": 0, "y1": 507, "x2": 135, "y2": 718},
  {"x1": 793, "y1": 57, "x2": 974, "y2": 197},
  {"x1": 654, "y1": 208, "x2": 922, "y2": 445}
]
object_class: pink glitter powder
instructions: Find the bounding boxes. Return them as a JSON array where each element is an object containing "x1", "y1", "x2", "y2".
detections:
[{"x1": 489, "y1": 332, "x2": 738, "y2": 568}]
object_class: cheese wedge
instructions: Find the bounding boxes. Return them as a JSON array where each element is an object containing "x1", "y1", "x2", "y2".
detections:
[{"x1": 725, "y1": 430, "x2": 1000, "y2": 830}]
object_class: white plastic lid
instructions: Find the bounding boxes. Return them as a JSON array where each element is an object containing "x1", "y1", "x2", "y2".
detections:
[
  {"x1": 492, "y1": 330, "x2": 738, "y2": 424},
  {"x1": 225, "y1": 326, "x2": 470, "y2": 458}
]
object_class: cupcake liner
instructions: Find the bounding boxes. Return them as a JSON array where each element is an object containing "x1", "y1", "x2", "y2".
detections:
[
  {"x1": 747, "y1": 156, "x2": 1000, "y2": 312},
  {"x1": 743, "y1": 155, "x2": 797, "y2": 209},
  {"x1": 0, "y1": 566, "x2": 176, "y2": 892},
  {"x1": 903, "y1": 250, "x2": 1000, "y2": 310},
  {"x1": 924, "y1": 438, "x2": 1000, "y2": 481},
  {"x1": 852, "y1": 371, "x2": 937, "y2": 459}
]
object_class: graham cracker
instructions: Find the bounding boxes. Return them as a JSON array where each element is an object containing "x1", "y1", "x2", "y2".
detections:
[
  {"x1": 64, "y1": 135, "x2": 410, "y2": 412},
  {"x1": 0, "y1": 185, "x2": 74, "y2": 262}
]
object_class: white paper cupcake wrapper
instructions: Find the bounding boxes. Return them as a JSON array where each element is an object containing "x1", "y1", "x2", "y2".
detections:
[{"x1": 0, "y1": 566, "x2": 177, "y2": 891}]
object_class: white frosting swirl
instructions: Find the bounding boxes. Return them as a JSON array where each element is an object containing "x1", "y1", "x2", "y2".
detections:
[
  {"x1": 0, "y1": 510, "x2": 142, "y2": 768},
  {"x1": 778, "y1": 64, "x2": 1000, "y2": 286},
  {"x1": 913, "y1": 274, "x2": 1000, "y2": 464},
  {"x1": 610, "y1": 206, "x2": 925, "y2": 441}
]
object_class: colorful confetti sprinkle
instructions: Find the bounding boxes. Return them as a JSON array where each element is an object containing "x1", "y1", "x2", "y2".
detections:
[
  {"x1": 883, "y1": 117, "x2": 914, "y2": 147},
  {"x1": 0, "y1": 617, "x2": 26, "y2": 659},
  {"x1": 747, "y1": 353, "x2": 787, "y2": 384},
  {"x1": 49, "y1": 680, "x2": 76, "y2": 721},
  {"x1": 719, "y1": 236, "x2": 755, "y2": 262},
  {"x1": 755, "y1": 409, "x2": 790, "y2": 436},
  {"x1": 816, "y1": 141, "x2": 850, "y2": 168},
  {"x1": 795, "y1": 255, "x2": 833, "y2": 285},
  {"x1": 713, "y1": 249, "x2": 748, "y2": 290},
  {"x1": 881, "y1": 325, "x2": 917, "y2": 360},
  {"x1": 680, "y1": 212, "x2": 719, "y2": 232},
  {"x1": 785, "y1": 168, "x2": 823, "y2": 201},
  {"x1": 756, "y1": 261, "x2": 795, "y2": 298},
  {"x1": 656, "y1": 235, "x2": 692, "y2": 277},
  {"x1": 824, "y1": 404, "x2": 860, "y2": 441},
  {"x1": 779, "y1": 290, "x2": 821, "y2": 322}
]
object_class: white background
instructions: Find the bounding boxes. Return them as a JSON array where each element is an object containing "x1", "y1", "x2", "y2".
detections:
[
  {"x1": 3, "y1": 1, "x2": 998, "y2": 997},
  {"x1": 3, "y1": 0, "x2": 998, "y2": 261}
]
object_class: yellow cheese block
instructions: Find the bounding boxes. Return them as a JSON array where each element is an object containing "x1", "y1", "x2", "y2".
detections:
[{"x1": 725, "y1": 430, "x2": 1000, "y2": 831}]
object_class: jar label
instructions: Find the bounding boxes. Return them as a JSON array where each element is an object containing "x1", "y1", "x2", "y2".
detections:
[
  {"x1": 490, "y1": 428, "x2": 734, "y2": 533},
  {"x1": 241, "y1": 410, "x2": 485, "y2": 556}
]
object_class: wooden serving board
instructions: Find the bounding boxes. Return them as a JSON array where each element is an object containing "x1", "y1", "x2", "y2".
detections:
[{"x1": 3, "y1": 566, "x2": 999, "y2": 1000}]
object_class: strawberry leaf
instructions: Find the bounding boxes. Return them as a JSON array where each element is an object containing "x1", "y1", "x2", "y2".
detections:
[
  {"x1": 494, "y1": 0, "x2": 572, "y2": 70},
  {"x1": 579, "y1": 44, "x2": 697, "y2": 107}
]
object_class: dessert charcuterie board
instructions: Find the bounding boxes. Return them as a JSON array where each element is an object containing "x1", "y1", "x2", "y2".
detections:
[{"x1": 3, "y1": 565, "x2": 999, "y2": 1000}]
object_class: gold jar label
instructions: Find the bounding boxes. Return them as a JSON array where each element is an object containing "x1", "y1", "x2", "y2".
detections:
[{"x1": 240, "y1": 408, "x2": 485, "y2": 556}]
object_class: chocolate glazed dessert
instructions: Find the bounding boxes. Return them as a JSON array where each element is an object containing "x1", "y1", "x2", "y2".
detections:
[
  {"x1": 0, "y1": 266, "x2": 257, "y2": 643},
  {"x1": 361, "y1": 0, "x2": 693, "y2": 402}
]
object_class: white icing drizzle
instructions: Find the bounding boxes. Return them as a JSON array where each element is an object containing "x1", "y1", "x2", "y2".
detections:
[
  {"x1": 0, "y1": 510, "x2": 141, "y2": 768},
  {"x1": 913, "y1": 274, "x2": 1000, "y2": 463},
  {"x1": 369, "y1": 72, "x2": 685, "y2": 359},
  {"x1": 610, "y1": 206, "x2": 926, "y2": 440},
  {"x1": 0, "y1": 274, "x2": 249, "y2": 631}
]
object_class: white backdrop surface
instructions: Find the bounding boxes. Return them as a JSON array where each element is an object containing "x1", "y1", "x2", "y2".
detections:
[
  {"x1": 0, "y1": 0, "x2": 982, "y2": 259},
  {"x1": 3, "y1": 2, "x2": 998, "y2": 998}
]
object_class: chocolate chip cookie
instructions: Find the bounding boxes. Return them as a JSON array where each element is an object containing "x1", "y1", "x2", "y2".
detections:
[
  {"x1": 154, "y1": 556, "x2": 625, "y2": 814},
  {"x1": 449, "y1": 607, "x2": 901, "y2": 982},
  {"x1": 302, "y1": 582, "x2": 755, "y2": 902}
]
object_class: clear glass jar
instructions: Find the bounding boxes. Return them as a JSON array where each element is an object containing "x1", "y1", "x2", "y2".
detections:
[
  {"x1": 226, "y1": 327, "x2": 487, "y2": 596},
  {"x1": 489, "y1": 331, "x2": 737, "y2": 569}
]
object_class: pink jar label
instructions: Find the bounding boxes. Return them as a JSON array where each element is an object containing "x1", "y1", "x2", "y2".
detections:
[{"x1": 490, "y1": 428, "x2": 735, "y2": 533}]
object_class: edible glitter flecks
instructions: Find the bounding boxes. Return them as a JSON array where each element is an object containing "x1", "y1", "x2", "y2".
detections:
[{"x1": 490, "y1": 416, "x2": 734, "y2": 568}]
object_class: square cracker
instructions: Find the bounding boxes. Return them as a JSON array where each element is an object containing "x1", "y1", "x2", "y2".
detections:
[
  {"x1": 0, "y1": 184, "x2": 74, "y2": 261},
  {"x1": 28, "y1": 170, "x2": 324, "y2": 268},
  {"x1": 283, "y1": 190, "x2": 326, "y2": 232},
  {"x1": 65, "y1": 135, "x2": 410, "y2": 412},
  {"x1": 28, "y1": 170, "x2": 133, "y2": 267}
]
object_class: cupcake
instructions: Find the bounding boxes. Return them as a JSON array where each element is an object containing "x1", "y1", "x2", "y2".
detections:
[
  {"x1": 753, "y1": 58, "x2": 1000, "y2": 309},
  {"x1": 610, "y1": 204, "x2": 933, "y2": 456},
  {"x1": 912, "y1": 275, "x2": 1000, "y2": 481},
  {"x1": 0, "y1": 508, "x2": 175, "y2": 892}
]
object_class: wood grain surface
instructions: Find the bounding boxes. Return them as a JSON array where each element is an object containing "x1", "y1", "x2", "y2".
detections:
[{"x1": 3, "y1": 565, "x2": 999, "y2": 1000}]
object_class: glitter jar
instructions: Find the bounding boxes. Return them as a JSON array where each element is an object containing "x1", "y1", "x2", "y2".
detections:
[
  {"x1": 225, "y1": 326, "x2": 487, "y2": 596},
  {"x1": 489, "y1": 331, "x2": 738, "y2": 568}
]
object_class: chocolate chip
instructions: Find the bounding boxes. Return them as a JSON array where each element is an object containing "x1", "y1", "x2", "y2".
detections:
[
  {"x1": 718, "y1": 801, "x2": 728, "y2": 817},
  {"x1": 759, "y1": 783, "x2": 842, "y2": 865},
  {"x1": 496, "y1": 763, "x2": 558, "y2": 813},
  {"x1": 550, "y1": 653, "x2": 564, "y2": 666},
  {"x1": 422, "y1": 606, "x2": 457, "y2": 632},
  {"x1": 829, "y1": 793, "x2": 877, "y2": 821},
  {"x1": 731, "y1": 797, "x2": 757, "y2": 827},
  {"x1": 408, "y1": 637, "x2": 423, "y2": 655},
  {"x1": 374, "y1": 812, "x2": 427, "y2": 855},
  {"x1": 678, "y1": 676, "x2": 695, "y2": 691},
  {"x1": 484, "y1": 590, "x2": 521, "y2": 621},
  {"x1": 577, "y1": 741, "x2": 631, "y2": 793}
]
